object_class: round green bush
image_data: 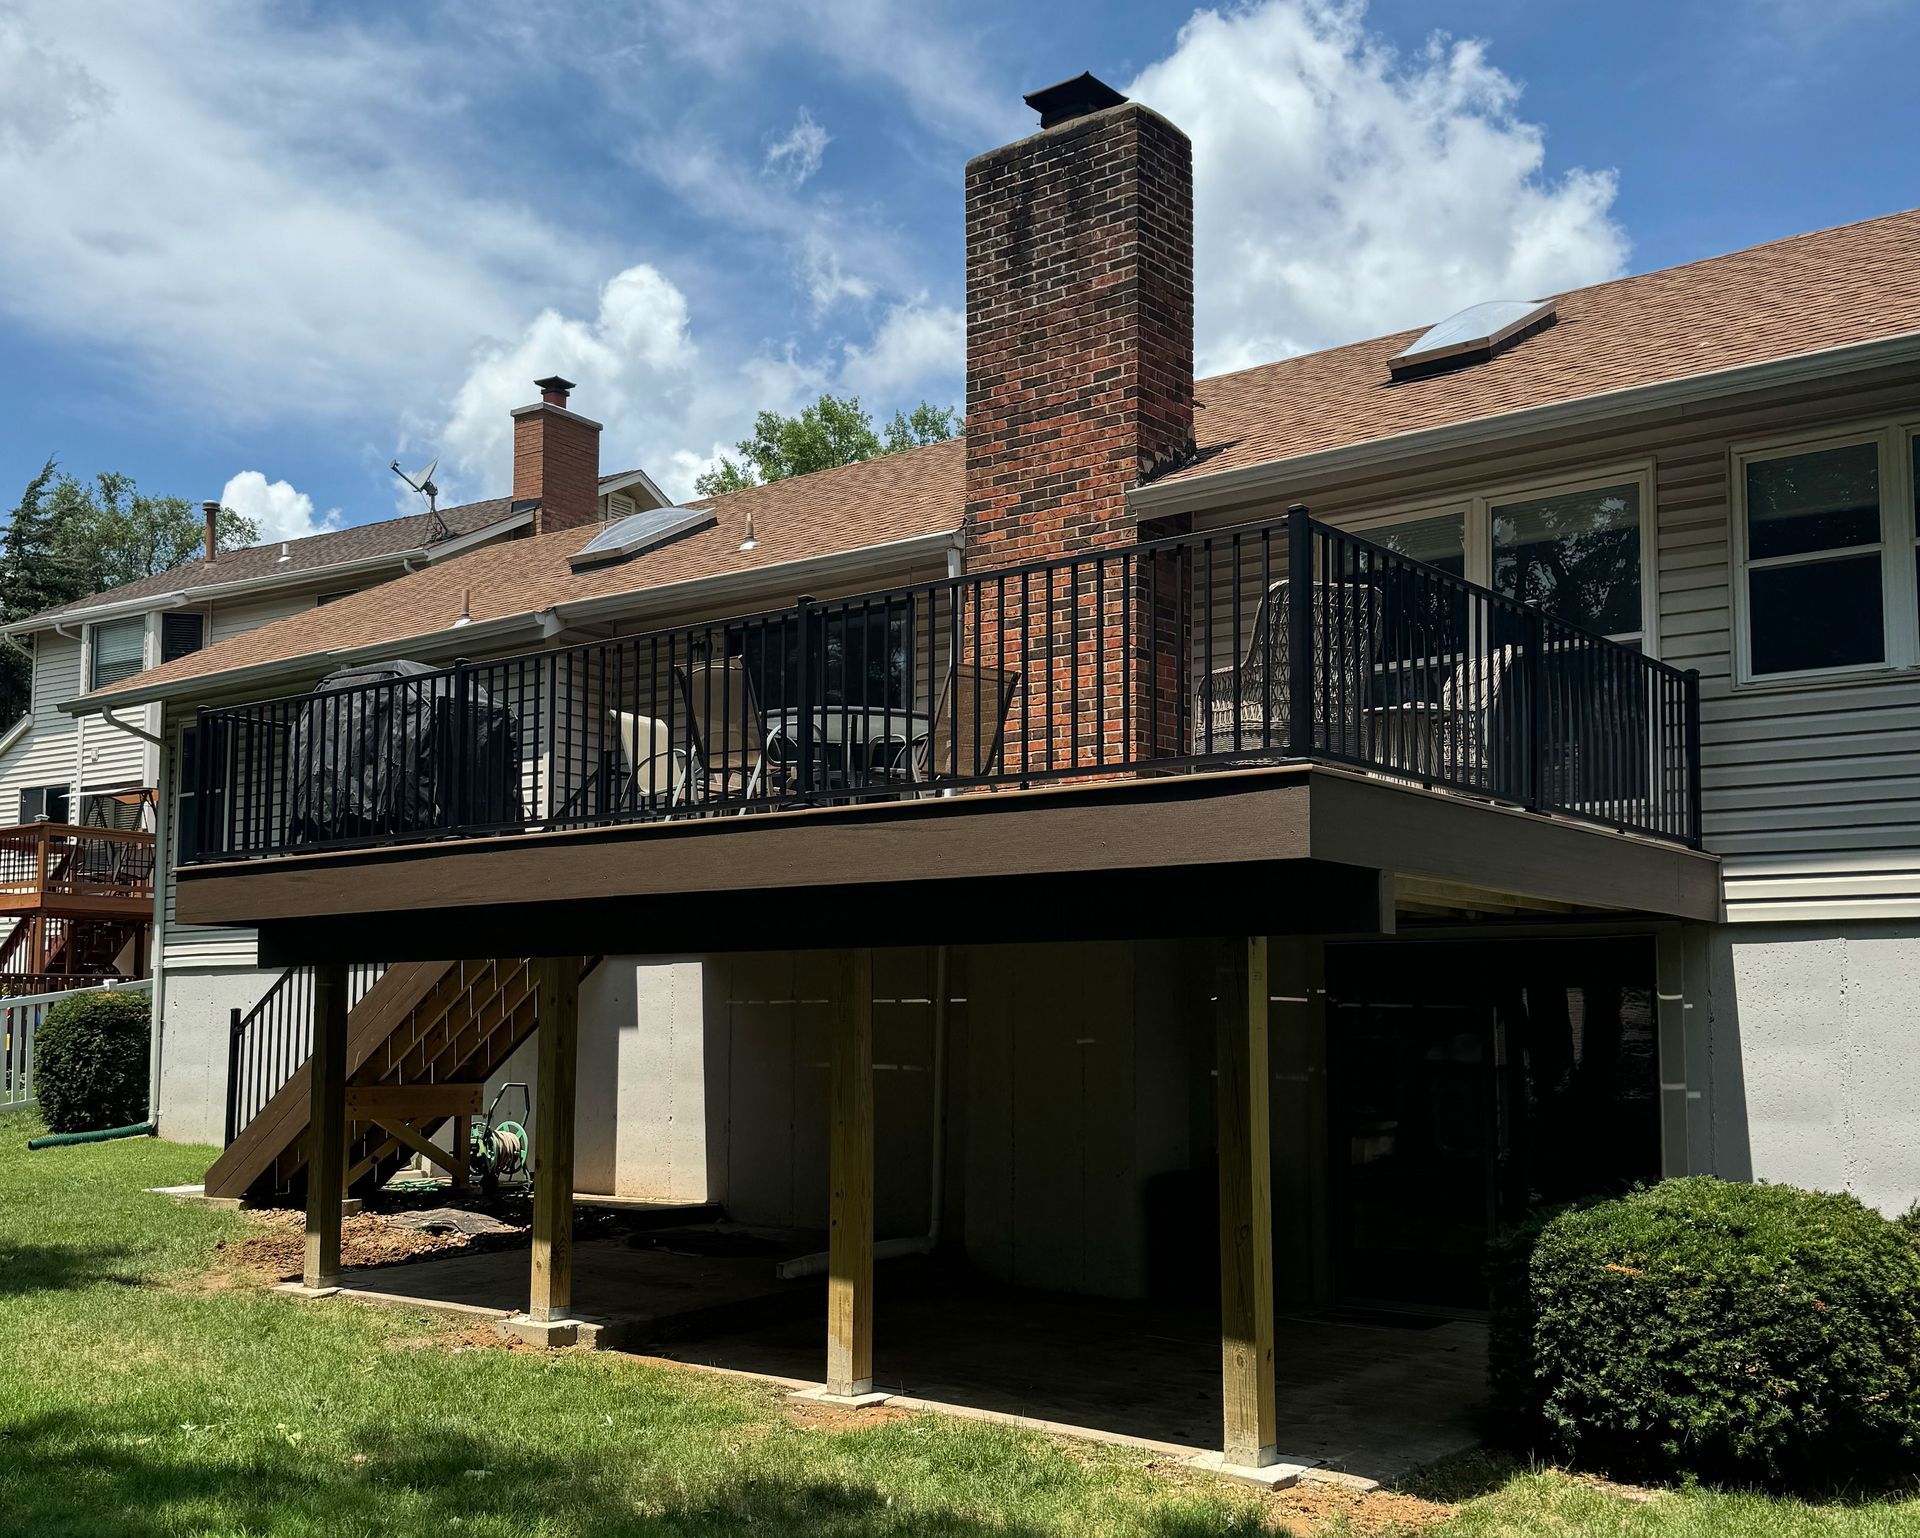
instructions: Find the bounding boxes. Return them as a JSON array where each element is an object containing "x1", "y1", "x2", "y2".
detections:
[
  {"x1": 1519, "y1": 1177, "x2": 1920, "y2": 1483},
  {"x1": 33, "y1": 989, "x2": 150, "y2": 1134}
]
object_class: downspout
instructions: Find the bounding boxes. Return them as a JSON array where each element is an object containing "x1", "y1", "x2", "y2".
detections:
[
  {"x1": 92, "y1": 703, "x2": 169, "y2": 1125},
  {"x1": 776, "y1": 944, "x2": 951, "y2": 1279}
]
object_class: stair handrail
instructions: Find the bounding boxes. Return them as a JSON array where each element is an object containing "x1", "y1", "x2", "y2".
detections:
[{"x1": 223, "y1": 961, "x2": 386, "y2": 1144}]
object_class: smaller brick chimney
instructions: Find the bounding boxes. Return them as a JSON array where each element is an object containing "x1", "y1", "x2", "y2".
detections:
[{"x1": 513, "y1": 375, "x2": 602, "y2": 537}]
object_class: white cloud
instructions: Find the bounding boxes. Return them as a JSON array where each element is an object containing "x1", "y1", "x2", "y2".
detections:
[
  {"x1": 764, "y1": 106, "x2": 829, "y2": 184},
  {"x1": 1127, "y1": 0, "x2": 1629, "y2": 374},
  {"x1": 840, "y1": 301, "x2": 962, "y2": 400},
  {"x1": 0, "y1": 2, "x2": 611, "y2": 429},
  {"x1": 220, "y1": 471, "x2": 341, "y2": 543},
  {"x1": 0, "y1": 12, "x2": 108, "y2": 154}
]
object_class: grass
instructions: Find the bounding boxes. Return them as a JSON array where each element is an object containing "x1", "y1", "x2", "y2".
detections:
[{"x1": 0, "y1": 1109, "x2": 1915, "y2": 1537}]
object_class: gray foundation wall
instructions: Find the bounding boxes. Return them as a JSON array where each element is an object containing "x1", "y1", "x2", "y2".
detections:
[
  {"x1": 154, "y1": 965, "x2": 267, "y2": 1146},
  {"x1": 1693, "y1": 920, "x2": 1920, "y2": 1216}
]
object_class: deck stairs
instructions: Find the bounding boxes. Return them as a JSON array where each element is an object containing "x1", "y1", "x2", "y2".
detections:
[{"x1": 204, "y1": 958, "x2": 549, "y2": 1204}]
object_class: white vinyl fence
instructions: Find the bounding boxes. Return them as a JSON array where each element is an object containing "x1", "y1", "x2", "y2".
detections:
[{"x1": 1, "y1": 978, "x2": 152, "y2": 1111}]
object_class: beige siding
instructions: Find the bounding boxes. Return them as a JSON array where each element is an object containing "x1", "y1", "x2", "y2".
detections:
[
  {"x1": 0, "y1": 632, "x2": 85, "y2": 820},
  {"x1": 1184, "y1": 360, "x2": 1920, "y2": 921}
]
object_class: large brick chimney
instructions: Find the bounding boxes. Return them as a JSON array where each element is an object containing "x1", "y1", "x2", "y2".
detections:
[
  {"x1": 513, "y1": 375, "x2": 602, "y2": 537},
  {"x1": 963, "y1": 74, "x2": 1195, "y2": 769},
  {"x1": 964, "y1": 73, "x2": 1194, "y2": 565}
]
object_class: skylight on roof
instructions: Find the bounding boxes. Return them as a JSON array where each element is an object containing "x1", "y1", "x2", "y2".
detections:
[
  {"x1": 570, "y1": 506, "x2": 717, "y2": 571},
  {"x1": 1389, "y1": 298, "x2": 1557, "y2": 381}
]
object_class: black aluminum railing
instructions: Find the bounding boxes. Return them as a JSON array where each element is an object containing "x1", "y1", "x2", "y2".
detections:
[
  {"x1": 189, "y1": 508, "x2": 1702, "y2": 863},
  {"x1": 223, "y1": 962, "x2": 385, "y2": 1143}
]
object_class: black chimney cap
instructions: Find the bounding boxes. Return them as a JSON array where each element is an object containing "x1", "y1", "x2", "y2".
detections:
[
  {"x1": 534, "y1": 375, "x2": 576, "y2": 398},
  {"x1": 1023, "y1": 72, "x2": 1127, "y2": 129}
]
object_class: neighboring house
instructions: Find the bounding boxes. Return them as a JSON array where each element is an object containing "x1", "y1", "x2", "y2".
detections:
[
  {"x1": 65, "y1": 76, "x2": 1920, "y2": 1468},
  {"x1": 0, "y1": 457, "x2": 665, "y2": 995}
]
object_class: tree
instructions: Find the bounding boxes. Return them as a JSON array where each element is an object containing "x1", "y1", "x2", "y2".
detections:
[
  {"x1": 0, "y1": 461, "x2": 258, "y2": 728},
  {"x1": 694, "y1": 394, "x2": 959, "y2": 497},
  {"x1": 49, "y1": 471, "x2": 255, "y2": 591}
]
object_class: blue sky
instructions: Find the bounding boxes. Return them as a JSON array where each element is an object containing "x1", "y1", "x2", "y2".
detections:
[{"x1": 2, "y1": 0, "x2": 1916, "y2": 543}]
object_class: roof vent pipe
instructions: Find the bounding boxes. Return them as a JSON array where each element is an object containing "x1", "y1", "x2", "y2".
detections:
[{"x1": 201, "y1": 500, "x2": 220, "y2": 563}]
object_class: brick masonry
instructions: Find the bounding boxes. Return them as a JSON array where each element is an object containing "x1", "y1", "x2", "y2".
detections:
[
  {"x1": 962, "y1": 99, "x2": 1195, "y2": 770},
  {"x1": 514, "y1": 403, "x2": 603, "y2": 538}
]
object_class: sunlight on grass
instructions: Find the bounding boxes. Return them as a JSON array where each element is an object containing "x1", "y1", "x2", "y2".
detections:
[{"x1": 1, "y1": 1107, "x2": 1915, "y2": 1537}]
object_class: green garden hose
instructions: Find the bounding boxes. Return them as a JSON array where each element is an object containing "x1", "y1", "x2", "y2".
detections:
[{"x1": 27, "y1": 1121, "x2": 156, "y2": 1150}]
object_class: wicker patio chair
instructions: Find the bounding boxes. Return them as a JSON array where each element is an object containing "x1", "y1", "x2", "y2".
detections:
[{"x1": 1195, "y1": 577, "x2": 1383, "y2": 755}]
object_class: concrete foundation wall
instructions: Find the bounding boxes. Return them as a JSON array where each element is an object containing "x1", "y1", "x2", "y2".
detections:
[
  {"x1": 155, "y1": 965, "x2": 269, "y2": 1146},
  {"x1": 1699, "y1": 921, "x2": 1920, "y2": 1215},
  {"x1": 487, "y1": 957, "x2": 714, "y2": 1202}
]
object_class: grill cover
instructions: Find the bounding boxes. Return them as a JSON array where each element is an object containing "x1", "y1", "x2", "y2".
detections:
[{"x1": 285, "y1": 660, "x2": 521, "y2": 845}]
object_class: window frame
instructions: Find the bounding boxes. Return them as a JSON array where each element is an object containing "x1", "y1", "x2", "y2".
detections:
[
  {"x1": 1729, "y1": 423, "x2": 1919, "y2": 689},
  {"x1": 86, "y1": 614, "x2": 150, "y2": 693},
  {"x1": 1326, "y1": 460, "x2": 1659, "y2": 657}
]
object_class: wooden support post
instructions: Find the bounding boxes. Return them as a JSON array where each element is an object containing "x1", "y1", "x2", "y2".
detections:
[
  {"x1": 303, "y1": 962, "x2": 350, "y2": 1290},
  {"x1": 827, "y1": 948, "x2": 875, "y2": 1398},
  {"x1": 528, "y1": 956, "x2": 580, "y2": 1323},
  {"x1": 448, "y1": 1113, "x2": 471, "y2": 1191},
  {"x1": 1216, "y1": 935, "x2": 1277, "y2": 1469}
]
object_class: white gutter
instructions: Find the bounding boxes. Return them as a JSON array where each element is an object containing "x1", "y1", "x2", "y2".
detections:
[
  {"x1": 4, "y1": 512, "x2": 531, "y2": 639},
  {"x1": 1131, "y1": 328, "x2": 1920, "y2": 515}
]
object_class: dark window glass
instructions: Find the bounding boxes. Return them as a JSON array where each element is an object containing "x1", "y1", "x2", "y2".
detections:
[
  {"x1": 1749, "y1": 554, "x2": 1885, "y2": 675},
  {"x1": 736, "y1": 606, "x2": 910, "y2": 710},
  {"x1": 1746, "y1": 442, "x2": 1879, "y2": 560},
  {"x1": 1493, "y1": 483, "x2": 1642, "y2": 639},
  {"x1": 160, "y1": 612, "x2": 205, "y2": 664},
  {"x1": 19, "y1": 785, "x2": 69, "y2": 823}
]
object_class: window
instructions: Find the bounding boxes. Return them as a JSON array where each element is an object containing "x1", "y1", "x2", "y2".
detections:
[
  {"x1": 19, "y1": 785, "x2": 69, "y2": 823},
  {"x1": 735, "y1": 604, "x2": 911, "y2": 712},
  {"x1": 88, "y1": 616, "x2": 146, "y2": 690},
  {"x1": 1359, "y1": 511, "x2": 1469, "y2": 705},
  {"x1": 1492, "y1": 481, "x2": 1644, "y2": 645},
  {"x1": 160, "y1": 612, "x2": 205, "y2": 664},
  {"x1": 1727, "y1": 425, "x2": 1920, "y2": 686},
  {"x1": 1741, "y1": 440, "x2": 1884, "y2": 677}
]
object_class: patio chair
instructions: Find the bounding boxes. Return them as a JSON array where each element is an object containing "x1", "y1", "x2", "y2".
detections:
[
  {"x1": 912, "y1": 661, "x2": 1022, "y2": 787},
  {"x1": 608, "y1": 710, "x2": 690, "y2": 810},
  {"x1": 1435, "y1": 643, "x2": 1517, "y2": 787},
  {"x1": 676, "y1": 657, "x2": 773, "y2": 808},
  {"x1": 1195, "y1": 576, "x2": 1383, "y2": 754}
]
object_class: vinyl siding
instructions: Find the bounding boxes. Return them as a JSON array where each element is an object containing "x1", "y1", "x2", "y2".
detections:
[
  {"x1": 1183, "y1": 359, "x2": 1920, "y2": 921},
  {"x1": 0, "y1": 632, "x2": 86, "y2": 821}
]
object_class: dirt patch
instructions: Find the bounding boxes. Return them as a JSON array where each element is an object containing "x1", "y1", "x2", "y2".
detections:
[
  {"x1": 1141, "y1": 1457, "x2": 1457, "y2": 1535},
  {"x1": 1264, "y1": 1481, "x2": 1455, "y2": 1535},
  {"x1": 207, "y1": 1206, "x2": 528, "y2": 1286},
  {"x1": 783, "y1": 1398, "x2": 916, "y2": 1433}
]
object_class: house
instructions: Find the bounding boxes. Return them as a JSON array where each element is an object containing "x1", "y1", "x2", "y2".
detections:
[
  {"x1": 65, "y1": 74, "x2": 1920, "y2": 1472},
  {"x1": 0, "y1": 456, "x2": 665, "y2": 998}
]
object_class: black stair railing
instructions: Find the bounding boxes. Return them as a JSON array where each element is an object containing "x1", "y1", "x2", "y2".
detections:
[
  {"x1": 223, "y1": 961, "x2": 386, "y2": 1144},
  {"x1": 192, "y1": 508, "x2": 1704, "y2": 864}
]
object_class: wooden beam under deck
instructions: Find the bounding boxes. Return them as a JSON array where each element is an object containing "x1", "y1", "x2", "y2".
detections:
[
  {"x1": 178, "y1": 767, "x2": 1718, "y2": 966},
  {"x1": 826, "y1": 949, "x2": 875, "y2": 1399},
  {"x1": 302, "y1": 962, "x2": 349, "y2": 1290},
  {"x1": 1215, "y1": 936, "x2": 1277, "y2": 1468},
  {"x1": 528, "y1": 957, "x2": 581, "y2": 1324}
]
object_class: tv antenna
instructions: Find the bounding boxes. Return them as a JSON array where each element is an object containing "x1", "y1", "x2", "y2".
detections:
[{"x1": 390, "y1": 457, "x2": 451, "y2": 542}]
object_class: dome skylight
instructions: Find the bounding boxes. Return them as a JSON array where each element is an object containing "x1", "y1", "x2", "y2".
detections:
[
  {"x1": 570, "y1": 506, "x2": 717, "y2": 571},
  {"x1": 1389, "y1": 298, "x2": 1558, "y2": 381}
]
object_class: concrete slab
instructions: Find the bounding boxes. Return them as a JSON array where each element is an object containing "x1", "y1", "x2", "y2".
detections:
[
  {"x1": 1188, "y1": 1452, "x2": 1309, "y2": 1490},
  {"x1": 274, "y1": 1282, "x2": 340, "y2": 1300},
  {"x1": 790, "y1": 1386, "x2": 893, "y2": 1409}
]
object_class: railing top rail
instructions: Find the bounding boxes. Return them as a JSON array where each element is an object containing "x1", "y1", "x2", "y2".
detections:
[
  {"x1": 0, "y1": 977, "x2": 151, "y2": 1012},
  {"x1": 0, "y1": 822, "x2": 157, "y2": 845},
  {"x1": 200, "y1": 510, "x2": 1685, "y2": 725}
]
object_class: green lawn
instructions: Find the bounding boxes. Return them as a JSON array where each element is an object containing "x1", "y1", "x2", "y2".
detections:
[{"x1": 1, "y1": 1109, "x2": 1915, "y2": 1538}]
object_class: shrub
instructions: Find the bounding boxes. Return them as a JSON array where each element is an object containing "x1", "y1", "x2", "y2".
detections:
[
  {"x1": 33, "y1": 989, "x2": 150, "y2": 1134},
  {"x1": 1512, "y1": 1178, "x2": 1920, "y2": 1484},
  {"x1": 1898, "y1": 1201, "x2": 1920, "y2": 1258}
]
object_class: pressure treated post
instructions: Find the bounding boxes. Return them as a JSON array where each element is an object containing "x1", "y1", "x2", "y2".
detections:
[
  {"x1": 1216, "y1": 935, "x2": 1277, "y2": 1468},
  {"x1": 303, "y1": 962, "x2": 350, "y2": 1290},
  {"x1": 529, "y1": 956, "x2": 581, "y2": 1322},
  {"x1": 827, "y1": 948, "x2": 875, "y2": 1397}
]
